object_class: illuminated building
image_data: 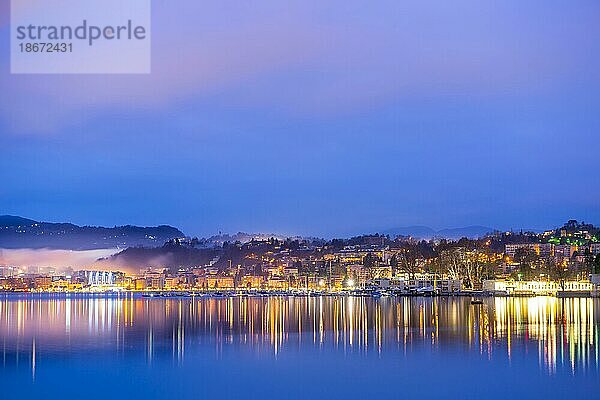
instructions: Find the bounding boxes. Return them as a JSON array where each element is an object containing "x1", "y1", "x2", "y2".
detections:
[
  {"x1": 505, "y1": 243, "x2": 553, "y2": 257},
  {"x1": 164, "y1": 277, "x2": 179, "y2": 289},
  {"x1": 207, "y1": 276, "x2": 234, "y2": 289},
  {"x1": 267, "y1": 277, "x2": 289, "y2": 290},
  {"x1": 85, "y1": 271, "x2": 116, "y2": 286},
  {"x1": 483, "y1": 280, "x2": 594, "y2": 296},
  {"x1": 240, "y1": 275, "x2": 264, "y2": 289},
  {"x1": 134, "y1": 278, "x2": 147, "y2": 290},
  {"x1": 34, "y1": 276, "x2": 52, "y2": 290}
]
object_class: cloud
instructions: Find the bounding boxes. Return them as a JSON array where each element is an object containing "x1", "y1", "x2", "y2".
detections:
[
  {"x1": 95, "y1": 252, "x2": 173, "y2": 274},
  {"x1": 1, "y1": 0, "x2": 599, "y2": 134}
]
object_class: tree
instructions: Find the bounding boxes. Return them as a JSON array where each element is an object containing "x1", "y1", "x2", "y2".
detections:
[
  {"x1": 440, "y1": 248, "x2": 465, "y2": 282},
  {"x1": 465, "y1": 248, "x2": 496, "y2": 289},
  {"x1": 594, "y1": 255, "x2": 600, "y2": 275},
  {"x1": 549, "y1": 257, "x2": 569, "y2": 291},
  {"x1": 390, "y1": 254, "x2": 399, "y2": 277},
  {"x1": 362, "y1": 253, "x2": 379, "y2": 281},
  {"x1": 513, "y1": 248, "x2": 538, "y2": 280},
  {"x1": 584, "y1": 250, "x2": 595, "y2": 275},
  {"x1": 399, "y1": 248, "x2": 421, "y2": 280}
]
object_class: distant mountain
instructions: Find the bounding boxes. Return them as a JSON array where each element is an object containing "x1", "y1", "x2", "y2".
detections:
[
  {"x1": 383, "y1": 226, "x2": 436, "y2": 238},
  {"x1": 436, "y1": 226, "x2": 496, "y2": 239},
  {"x1": 207, "y1": 232, "x2": 301, "y2": 244},
  {"x1": 0, "y1": 215, "x2": 186, "y2": 250},
  {"x1": 384, "y1": 225, "x2": 496, "y2": 240}
]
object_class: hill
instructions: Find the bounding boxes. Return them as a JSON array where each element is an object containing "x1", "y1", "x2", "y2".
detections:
[
  {"x1": 0, "y1": 215, "x2": 185, "y2": 250},
  {"x1": 96, "y1": 241, "x2": 219, "y2": 273}
]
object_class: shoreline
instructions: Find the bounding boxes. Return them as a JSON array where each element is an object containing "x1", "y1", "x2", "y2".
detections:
[{"x1": 1, "y1": 290, "x2": 597, "y2": 299}]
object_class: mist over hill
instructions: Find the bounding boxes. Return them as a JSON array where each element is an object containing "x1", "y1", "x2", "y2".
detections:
[{"x1": 95, "y1": 241, "x2": 220, "y2": 274}]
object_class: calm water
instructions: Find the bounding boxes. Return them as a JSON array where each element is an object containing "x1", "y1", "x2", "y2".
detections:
[{"x1": 0, "y1": 295, "x2": 598, "y2": 399}]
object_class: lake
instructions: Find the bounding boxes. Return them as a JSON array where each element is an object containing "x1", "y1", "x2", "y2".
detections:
[{"x1": 0, "y1": 294, "x2": 598, "y2": 399}]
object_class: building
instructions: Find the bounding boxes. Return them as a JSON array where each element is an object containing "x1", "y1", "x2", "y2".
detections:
[
  {"x1": 404, "y1": 276, "x2": 461, "y2": 294},
  {"x1": 164, "y1": 277, "x2": 179, "y2": 289},
  {"x1": 505, "y1": 243, "x2": 553, "y2": 258},
  {"x1": 267, "y1": 277, "x2": 288, "y2": 290},
  {"x1": 149, "y1": 277, "x2": 165, "y2": 290},
  {"x1": 240, "y1": 275, "x2": 264, "y2": 289},
  {"x1": 207, "y1": 276, "x2": 234, "y2": 289},
  {"x1": 134, "y1": 278, "x2": 147, "y2": 290},
  {"x1": 554, "y1": 244, "x2": 577, "y2": 259},
  {"x1": 369, "y1": 275, "x2": 461, "y2": 294},
  {"x1": 85, "y1": 271, "x2": 116, "y2": 286},
  {"x1": 371, "y1": 278, "x2": 393, "y2": 289},
  {"x1": 34, "y1": 276, "x2": 52, "y2": 290},
  {"x1": 483, "y1": 280, "x2": 593, "y2": 296},
  {"x1": 50, "y1": 278, "x2": 83, "y2": 291}
]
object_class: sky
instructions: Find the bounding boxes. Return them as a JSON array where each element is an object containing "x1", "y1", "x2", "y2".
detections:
[{"x1": 1, "y1": 0, "x2": 599, "y2": 238}]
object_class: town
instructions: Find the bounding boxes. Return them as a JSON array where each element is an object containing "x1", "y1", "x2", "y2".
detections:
[{"x1": 2, "y1": 220, "x2": 600, "y2": 297}]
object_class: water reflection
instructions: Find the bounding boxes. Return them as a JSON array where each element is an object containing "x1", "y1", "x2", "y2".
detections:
[{"x1": 0, "y1": 295, "x2": 598, "y2": 376}]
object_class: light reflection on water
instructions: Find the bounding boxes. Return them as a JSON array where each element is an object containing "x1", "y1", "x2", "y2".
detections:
[{"x1": 0, "y1": 295, "x2": 598, "y2": 398}]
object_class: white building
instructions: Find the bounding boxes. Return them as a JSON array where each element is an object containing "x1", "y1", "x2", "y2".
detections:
[
  {"x1": 86, "y1": 271, "x2": 115, "y2": 286},
  {"x1": 483, "y1": 279, "x2": 593, "y2": 296},
  {"x1": 371, "y1": 275, "x2": 461, "y2": 294}
]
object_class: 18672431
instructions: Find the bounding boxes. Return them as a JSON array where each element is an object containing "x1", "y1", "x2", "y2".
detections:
[{"x1": 19, "y1": 42, "x2": 73, "y2": 53}]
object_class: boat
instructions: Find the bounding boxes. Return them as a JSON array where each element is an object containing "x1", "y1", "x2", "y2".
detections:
[
  {"x1": 416, "y1": 286, "x2": 435, "y2": 296},
  {"x1": 470, "y1": 299, "x2": 484, "y2": 305}
]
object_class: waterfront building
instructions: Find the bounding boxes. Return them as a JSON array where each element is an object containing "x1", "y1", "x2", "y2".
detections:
[
  {"x1": 164, "y1": 277, "x2": 179, "y2": 289},
  {"x1": 371, "y1": 278, "x2": 396, "y2": 290},
  {"x1": 369, "y1": 275, "x2": 461, "y2": 294},
  {"x1": 34, "y1": 276, "x2": 52, "y2": 290},
  {"x1": 207, "y1": 276, "x2": 234, "y2": 289},
  {"x1": 267, "y1": 277, "x2": 288, "y2": 290},
  {"x1": 134, "y1": 278, "x2": 147, "y2": 290},
  {"x1": 330, "y1": 275, "x2": 344, "y2": 289},
  {"x1": 483, "y1": 279, "x2": 594, "y2": 296},
  {"x1": 50, "y1": 278, "x2": 83, "y2": 291},
  {"x1": 240, "y1": 275, "x2": 264, "y2": 289},
  {"x1": 149, "y1": 277, "x2": 165, "y2": 290},
  {"x1": 85, "y1": 271, "x2": 116, "y2": 286},
  {"x1": 346, "y1": 264, "x2": 369, "y2": 286},
  {"x1": 403, "y1": 275, "x2": 461, "y2": 294},
  {"x1": 194, "y1": 276, "x2": 208, "y2": 290}
]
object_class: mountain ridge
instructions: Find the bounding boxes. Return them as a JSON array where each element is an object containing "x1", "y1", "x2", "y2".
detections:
[
  {"x1": 0, "y1": 215, "x2": 185, "y2": 250},
  {"x1": 384, "y1": 225, "x2": 496, "y2": 240}
]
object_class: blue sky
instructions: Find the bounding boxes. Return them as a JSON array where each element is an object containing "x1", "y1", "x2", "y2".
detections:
[{"x1": 1, "y1": 0, "x2": 599, "y2": 237}]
